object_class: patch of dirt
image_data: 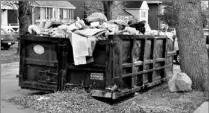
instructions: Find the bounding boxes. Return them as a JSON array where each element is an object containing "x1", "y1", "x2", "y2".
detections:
[{"x1": 9, "y1": 85, "x2": 208, "y2": 113}]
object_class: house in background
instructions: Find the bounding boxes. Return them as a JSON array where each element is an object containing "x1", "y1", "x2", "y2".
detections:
[
  {"x1": 1, "y1": 1, "x2": 164, "y2": 30},
  {"x1": 31, "y1": 1, "x2": 76, "y2": 24},
  {"x1": 1, "y1": 1, "x2": 18, "y2": 27},
  {"x1": 147, "y1": 1, "x2": 163, "y2": 30},
  {"x1": 1, "y1": 1, "x2": 76, "y2": 27},
  {"x1": 117, "y1": 1, "x2": 164, "y2": 30},
  {"x1": 121, "y1": 1, "x2": 149, "y2": 22}
]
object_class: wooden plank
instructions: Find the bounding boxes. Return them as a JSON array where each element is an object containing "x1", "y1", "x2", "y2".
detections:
[
  {"x1": 155, "y1": 58, "x2": 165, "y2": 62},
  {"x1": 144, "y1": 60, "x2": 155, "y2": 64},
  {"x1": 23, "y1": 58, "x2": 58, "y2": 67},
  {"x1": 21, "y1": 35, "x2": 69, "y2": 43},
  {"x1": 122, "y1": 59, "x2": 165, "y2": 68},
  {"x1": 142, "y1": 38, "x2": 148, "y2": 85},
  {"x1": 67, "y1": 65, "x2": 105, "y2": 72},
  {"x1": 152, "y1": 38, "x2": 157, "y2": 83},
  {"x1": 163, "y1": 38, "x2": 168, "y2": 78},
  {"x1": 123, "y1": 64, "x2": 172, "y2": 78},
  {"x1": 105, "y1": 38, "x2": 115, "y2": 88},
  {"x1": 115, "y1": 36, "x2": 124, "y2": 89},
  {"x1": 77, "y1": 64, "x2": 106, "y2": 68},
  {"x1": 167, "y1": 51, "x2": 176, "y2": 57},
  {"x1": 112, "y1": 77, "x2": 168, "y2": 99},
  {"x1": 97, "y1": 40, "x2": 115, "y2": 45},
  {"x1": 91, "y1": 90, "x2": 112, "y2": 98},
  {"x1": 110, "y1": 35, "x2": 167, "y2": 40},
  {"x1": 122, "y1": 61, "x2": 143, "y2": 68},
  {"x1": 164, "y1": 38, "x2": 168, "y2": 58},
  {"x1": 119, "y1": 37, "x2": 123, "y2": 88},
  {"x1": 21, "y1": 81, "x2": 57, "y2": 91},
  {"x1": 131, "y1": 37, "x2": 137, "y2": 88},
  {"x1": 105, "y1": 43, "x2": 113, "y2": 88}
]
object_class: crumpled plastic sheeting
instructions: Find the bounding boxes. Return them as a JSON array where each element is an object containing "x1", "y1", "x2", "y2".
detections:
[
  {"x1": 86, "y1": 12, "x2": 107, "y2": 22},
  {"x1": 28, "y1": 25, "x2": 41, "y2": 35},
  {"x1": 168, "y1": 72, "x2": 192, "y2": 92}
]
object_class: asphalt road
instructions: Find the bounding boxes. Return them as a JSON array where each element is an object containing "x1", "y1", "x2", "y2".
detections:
[{"x1": 1, "y1": 62, "x2": 38, "y2": 113}]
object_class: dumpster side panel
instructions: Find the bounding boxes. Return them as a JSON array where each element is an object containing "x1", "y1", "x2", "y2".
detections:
[
  {"x1": 18, "y1": 35, "x2": 175, "y2": 99},
  {"x1": 18, "y1": 36, "x2": 69, "y2": 91},
  {"x1": 65, "y1": 41, "x2": 109, "y2": 90},
  {"x1": 108, "y1": 35, "x2": 174, "y2": 99}
]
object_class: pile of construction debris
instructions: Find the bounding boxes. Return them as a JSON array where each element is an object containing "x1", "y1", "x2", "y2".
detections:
[
  {"x1": 27, "y1": 12, "x2": 174, "y2": 40},
  {"x1": 27, "y1": 12, "x2": 174, "y2": 66}
]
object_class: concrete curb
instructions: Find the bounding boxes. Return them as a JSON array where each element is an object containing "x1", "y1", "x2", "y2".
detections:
[
  {"x1": 1, "y1": 62, "x2": 19, "y2": 68},
  {"x1": 193, "y1": 102, "x2": 208, "y2": 113}
]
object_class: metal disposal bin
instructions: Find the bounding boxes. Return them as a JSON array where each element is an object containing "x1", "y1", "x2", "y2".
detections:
[{"x1": 17, "y1": 35, "x2": 175, "y2": 99}]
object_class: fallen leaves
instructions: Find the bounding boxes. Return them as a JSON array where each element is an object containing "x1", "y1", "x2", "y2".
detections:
[{"x1": 8, "y1": 85, "x2": 208, "y2": 113}]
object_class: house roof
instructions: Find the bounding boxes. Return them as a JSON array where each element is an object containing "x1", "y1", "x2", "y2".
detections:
[
  {"x1": 123, "y1": 1, "x2": 149, "y2": 10},
  {"x1": 146, "y1": 1, "x2": 162, "y2": 4},
  {"x1": 118, "y1": 9, "x2": 133, "y2": 16},
  {"x1": 1, "y1": 1, "x2": 76, "y2": 10},
  {"x1": 123, "y1": 1, "x2": 143, "y2": 9},
  {"x1": 34, "y1": 1, "x2": 76, "y2": 9},
  {"x1": 1, "y1": 1, "x2": 18, "y2": 9}
]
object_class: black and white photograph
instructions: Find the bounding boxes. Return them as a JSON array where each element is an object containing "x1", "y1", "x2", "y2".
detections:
[{"x1": 1, "y1": 0, "x2": 209, "y2": 113}]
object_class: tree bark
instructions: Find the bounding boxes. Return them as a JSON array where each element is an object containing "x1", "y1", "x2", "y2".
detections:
[
  {"x1": 102, "y1": 1, "x2": 113, "y2": 20},
  {"x1": 17, "y1": 1, "x2": 32, "y2": 54},
  {"x1": 176, "y1": 0, "x2": 209, "y2": 94}
]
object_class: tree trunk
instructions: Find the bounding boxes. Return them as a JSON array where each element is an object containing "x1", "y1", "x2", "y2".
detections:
[
  {"x1": 102, "y1": 1, "x2": 113, "y2": 20},
  {"x1": 17, "y1": 1, "x2": 32, "y2": 54},
  {"x1": 176, "y1": 0, "x2": 209, "y2": 95}
]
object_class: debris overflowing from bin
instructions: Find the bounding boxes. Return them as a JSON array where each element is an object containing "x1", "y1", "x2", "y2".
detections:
[
  {"x1": 27, "y1": 12, "x2": 174, "y2": 66},
  {"x1": 28, "y1": 12, "x2": 175, "y2": 40}
]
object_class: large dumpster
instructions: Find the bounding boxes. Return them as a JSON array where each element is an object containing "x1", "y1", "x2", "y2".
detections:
[{"x1": 18, "y1": 35, "x2": 175, "y2": 99}]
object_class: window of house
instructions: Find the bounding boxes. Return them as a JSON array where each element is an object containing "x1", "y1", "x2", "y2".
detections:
[
  {"x1": 54, "y1": 9, "x2": 56, "y2": 19},
  {"x1": 60, "y1": 8, "x2": 63, "y2": 19},
  {"x1": 63, "y1": 9, "x2": 68, "y2": 19},
  {"x1": 42, "y1": 8, "x2": 46, "y2": 20},
  {"x1": 7, "y1": 10, "x2": 18, "y2": 26},
  {"x1": 72, "y1": 10, "x2": 74, "y2": 19},
  {"x1": 46, "y1": 8, "x2": 53, "y2": 19},
  {"x1": 141, "y1": 11, "x2": 146, "y2": 18},
  {"x1": 34, "y1": 7, "x2": 40, "y2": 20},
  {"x1": 66, "y1": 9, "x2": 69, "y2": 19},
  {"x1": 68, "y1": 9, "x2": 71, "y2": 19},
  {"x1": 68, "y1": 9, "x2": 74, "y2": 19}
]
